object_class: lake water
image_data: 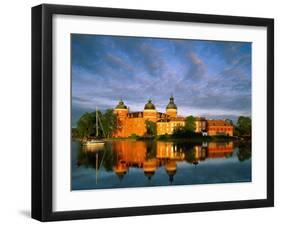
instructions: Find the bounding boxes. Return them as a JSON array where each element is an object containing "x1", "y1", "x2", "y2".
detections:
[{"x1": 71, "y1": 140, "x2": 251, "y2": 190}]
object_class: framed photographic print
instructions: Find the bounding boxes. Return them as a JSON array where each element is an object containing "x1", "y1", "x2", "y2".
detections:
[{"x1": 32, "y1": 4, "x2": 274, "y2": 221}]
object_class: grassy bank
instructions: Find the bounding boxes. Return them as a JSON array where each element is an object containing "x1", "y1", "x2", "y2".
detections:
[
  {"x1": 72, "y1": 133, "x2": 245, "y2": 143},
  {"x1": 102, "y1": 135, "x2": 242, "y2": 142},
  {"x1": 156, "y1": 135, "x2": 241, "y2": 142}
]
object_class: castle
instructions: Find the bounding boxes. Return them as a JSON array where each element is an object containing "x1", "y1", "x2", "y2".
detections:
[{"x1": 113, "y1": 96, "x2": 233, "y2": 137}]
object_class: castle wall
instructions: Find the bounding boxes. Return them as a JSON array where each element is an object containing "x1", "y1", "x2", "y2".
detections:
[
  {"x1": 124, "y1": 117, "x2": 147, "y2": 137},
  {"x1": 166, "y1": 109, "x2": 177, "y2": 118},
  {"x1": 113, "y1": 116, "x2": 147, "y2": 137},
  {"x1": 143, "y1": 109, "x2": 157, "y2": 122},
  {"x1": 113, "y1": 109, "x2": 128, "y2": 137},
  {"x1": 157, "y1": 120, "x2": 185, "y2": 135},
  {"x1": 207, "y1": 125, "x2": 233, "y2": 136},
  {"x1": 195, "y1": 120, "x2": 207, "y2": 132},
  {"x1": 113, "y1": 101, "x2": 234, "y2": 138}
]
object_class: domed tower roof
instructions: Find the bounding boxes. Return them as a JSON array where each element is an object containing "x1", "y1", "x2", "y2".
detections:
[
  {"x1": 115, "y1": 100, "x2": 127, "y2": 109},
  {"x1": 166, "y1": 96, "x2": 177, "y2": 110},
  {"x1": 144, "y1": 99, "x2": 156, "y2": 110}
]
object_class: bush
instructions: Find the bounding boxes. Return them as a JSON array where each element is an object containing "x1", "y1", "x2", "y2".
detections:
[
  {"x1": 157, "y1": 134, "x2": 170, "y2": 140},
  {"x1": 128, "y1": 133, "x2": 140, "y2": 139},
  {"x1": 172, "y1": 127, "x2": 201, "y2": 138}
]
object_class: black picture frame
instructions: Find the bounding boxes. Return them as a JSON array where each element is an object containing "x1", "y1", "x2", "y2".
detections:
[{"x1": 32, "y1": 4, "x2": 274, "y2": 222}]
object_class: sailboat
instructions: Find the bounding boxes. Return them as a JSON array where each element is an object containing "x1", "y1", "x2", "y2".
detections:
[{"x1": 83, "y1": 107, "x2": 105, "y2": 148}]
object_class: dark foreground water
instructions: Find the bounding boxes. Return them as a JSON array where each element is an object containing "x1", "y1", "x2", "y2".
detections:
[{"x1": 71, "y1": 140, "x2": 251, "y2": 190}]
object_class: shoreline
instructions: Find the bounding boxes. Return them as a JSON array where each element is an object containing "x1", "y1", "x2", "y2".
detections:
[{"x1": 72, "y1": 135, "x2": 248, "y2": 143}]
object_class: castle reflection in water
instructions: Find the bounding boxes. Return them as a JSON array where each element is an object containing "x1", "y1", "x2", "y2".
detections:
[{"x1": 78, "y1": 140, "x2": 241, "y2": 184}]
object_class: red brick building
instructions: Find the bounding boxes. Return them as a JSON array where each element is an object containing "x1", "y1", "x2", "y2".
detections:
[
  {"x1": 113, "y1": 96, "x2": 184, "y2": 137},
  {"x1": 113, "y1": 97, "x2": 234, "y2": 138},
  {"x1": 207, "y1": 120, "x2": 233, "y2": 136}
]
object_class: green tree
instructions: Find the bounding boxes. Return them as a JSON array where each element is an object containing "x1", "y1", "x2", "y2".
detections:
[
  {"x1": 233, "y1": 126, "x2": 240, "y2": 136},
  {"x1": 76, "y1": 112, "x2": 95, "y2": 139},
  {"x1": 172, "y1": 126, "x2": 197, "y2": 138},
  {"x1": 76, "y1": 109, "x2": 118, "y2": 139},
  {"x1": 237, "y1": 116, "x2": 251, "y2": 136},
  {"x1": 71, "y1": 127, "x2": 79, "y2": 138},
  {"x1": 185, "y1": 115, "x2": 196, "y2": 132},
  {"x1": 101, "y1": 109, "x2": 117, "y2": 138},
  {"x1": 145, "y1": 120, "x2": 156, "y2": 136}
]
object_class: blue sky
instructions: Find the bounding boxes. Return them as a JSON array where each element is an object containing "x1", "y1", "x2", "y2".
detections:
[{"x1": 71, "y1": 34, "x2": 251, "y2": 126}]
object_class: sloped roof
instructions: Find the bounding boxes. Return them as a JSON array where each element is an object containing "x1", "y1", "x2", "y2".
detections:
[{"x1": 207, "y1": 120, "x2": 232, "y2": 126}]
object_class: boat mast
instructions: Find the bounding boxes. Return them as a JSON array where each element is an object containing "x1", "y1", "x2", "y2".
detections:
[{"x1": 96, "y1": 106, "x2": 98, "y2": 137}]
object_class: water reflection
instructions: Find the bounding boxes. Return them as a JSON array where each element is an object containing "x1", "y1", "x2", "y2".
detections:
[{"x1": 76, "y1": 140, "x2": 251, "y2": 186}]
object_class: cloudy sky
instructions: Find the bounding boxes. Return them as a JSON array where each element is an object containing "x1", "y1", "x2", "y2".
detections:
[{"x1": 71, "y1": 34, "x2": 251, "y2": 126}]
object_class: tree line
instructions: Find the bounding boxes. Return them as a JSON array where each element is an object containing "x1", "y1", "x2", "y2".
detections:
[
  {"x1": 72, "y1": 110, "x2": 251, "y2": 139},
  {"x1": 164, "y1": 115, "x2": 251, "y2": 138},
  {"x1": 73, "y1": 109, "x2": 117, "y2": 139}
]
